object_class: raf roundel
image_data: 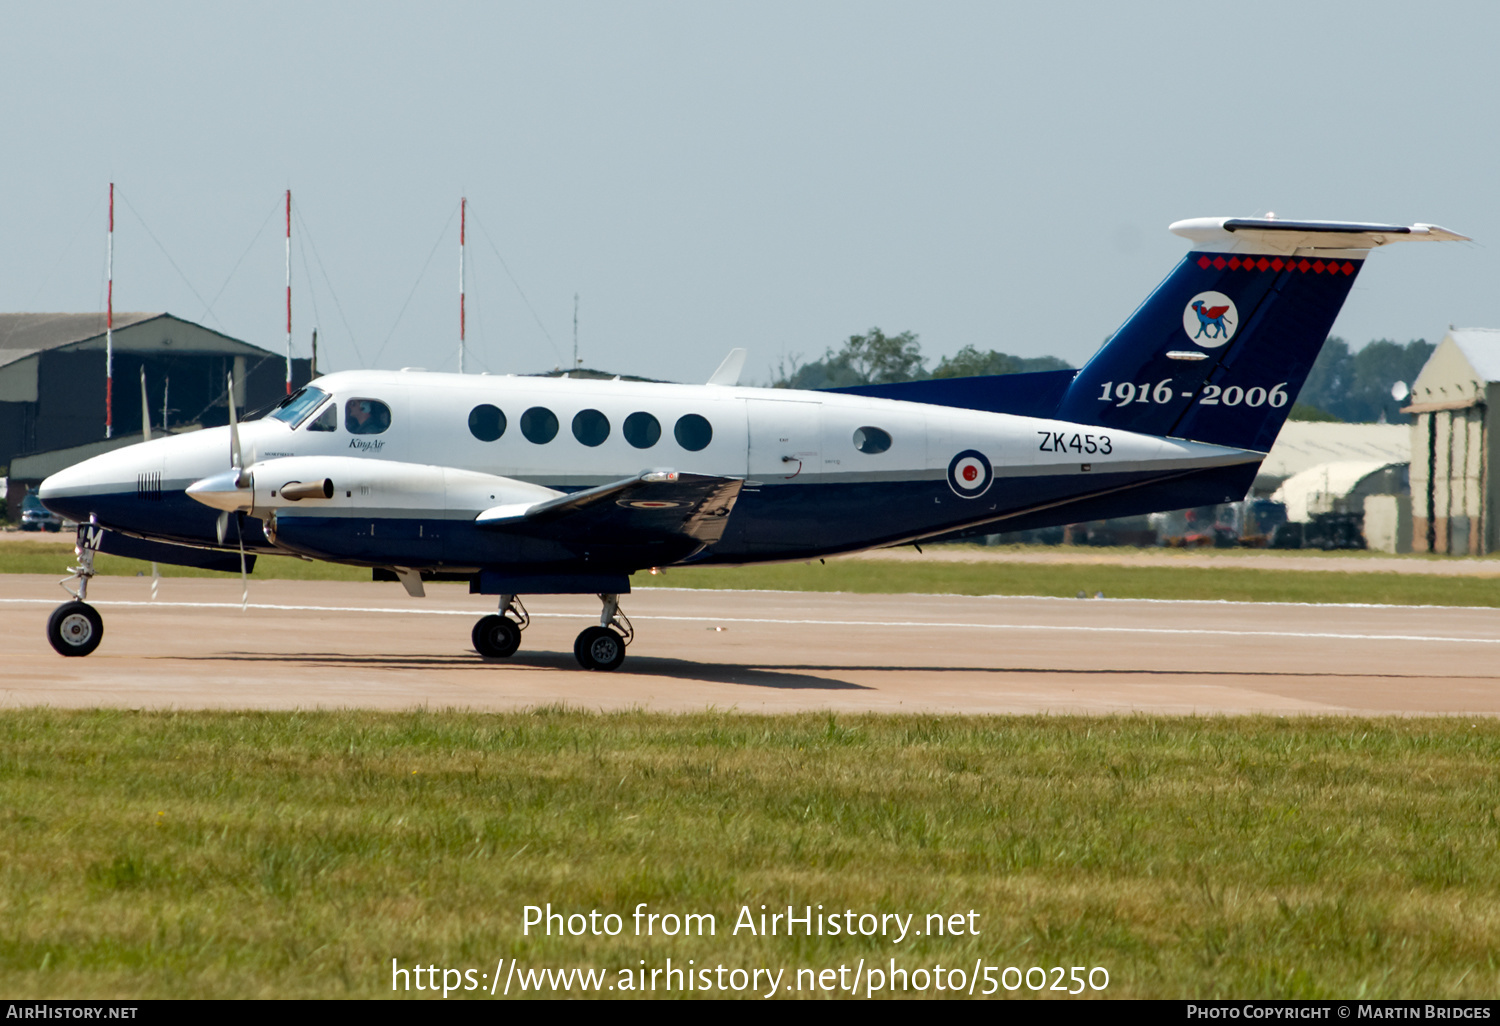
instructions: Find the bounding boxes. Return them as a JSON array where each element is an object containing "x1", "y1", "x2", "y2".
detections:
[
  {"x1": 1182, "y1": 291, "x2": 1238, "y2": 348},
  {"x1": 947, "y1": 449, "x2": 993, "y2": 499}
]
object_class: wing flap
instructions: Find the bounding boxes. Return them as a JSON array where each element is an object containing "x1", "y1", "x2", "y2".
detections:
[{"x1": 475, "y1": 471, "x2": 743, "y2": 549}]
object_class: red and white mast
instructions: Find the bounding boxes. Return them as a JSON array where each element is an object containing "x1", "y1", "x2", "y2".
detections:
[
  {"x1": 284, "y1": 189, "x2": 292, "y2": 394},
  {"x1": 459, "y1": 196, "x2": 467, "y2": 373},
  {"x1": 105, "y1": 182, "x2": 114, "y2": 439}
]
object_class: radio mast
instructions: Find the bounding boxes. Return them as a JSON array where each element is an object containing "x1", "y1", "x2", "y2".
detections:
[
  {"x1": 459, "y1": 196, "x2": 467, "y2": 373},
  {"x1": 284, "y1": 189, "x2": 292, "y2": 394},
  {"x1": 105, "y1": 183, "x2": 114, "y2": 438}
]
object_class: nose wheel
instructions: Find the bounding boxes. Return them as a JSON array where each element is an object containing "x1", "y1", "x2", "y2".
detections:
[
  {"x1": 48, "y1": 520, "x2": 104, "y2": 657},
  {"x1": 47, "y1": 601, "x2": 103, "y2": 657},
  {"x1": 574, "y1": 593, "x2": 632, "y2": 671},
  {"x1": 472, "y1": 594, "x2": 528, "y2": 659}
]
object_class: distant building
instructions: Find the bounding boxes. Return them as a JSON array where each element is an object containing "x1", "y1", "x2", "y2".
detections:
[
  {"x1": 1403, "y1": 328, "x2": 1500, "y2": 554},
  {"x1": 1252, "y1": 421, "x2": 1410, "y2": 496},
  {"x1": 1, "y1": 312, "x2": 310, "y2": 520}
]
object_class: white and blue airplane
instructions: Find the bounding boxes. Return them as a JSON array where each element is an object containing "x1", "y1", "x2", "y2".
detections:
[{"x1": 38, "y1": 216, "x2": 1466, "y2": 669}]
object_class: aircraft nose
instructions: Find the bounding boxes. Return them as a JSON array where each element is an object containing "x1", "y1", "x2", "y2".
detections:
[{"x1": 37, "y1": 461, "x2": 97, "y2": 511}]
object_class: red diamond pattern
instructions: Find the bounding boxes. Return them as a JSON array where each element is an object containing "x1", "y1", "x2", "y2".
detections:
[{"x1": 1195, "y1": 254, "x2": 1360, "y2": 275}]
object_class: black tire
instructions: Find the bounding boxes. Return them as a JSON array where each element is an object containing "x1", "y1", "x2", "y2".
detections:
[
  {"x1": 472, "y1": 615, "x2": 522, "y2": 658},
  {"x1": 574, "y1": 626, "x2": 626, "y2": 671},
  {"x1": 47, "y1": 601, "x2": 103, "y2": 657}
]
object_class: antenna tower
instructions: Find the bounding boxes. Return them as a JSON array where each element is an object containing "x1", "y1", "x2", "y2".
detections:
[
  {"x1": 105, "y1": 183, "x2": 114, "y2": 438},
  {"x1": 284, "y1": 189, "x2": 292, "y2": 394},
  {"x1": 459, "y1": 196, "x2": 467, "y2": 373}
]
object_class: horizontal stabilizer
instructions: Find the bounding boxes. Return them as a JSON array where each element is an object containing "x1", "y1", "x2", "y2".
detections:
[{"x1": 1170, "y1": 217, "x2": 1469, "y2": 254}]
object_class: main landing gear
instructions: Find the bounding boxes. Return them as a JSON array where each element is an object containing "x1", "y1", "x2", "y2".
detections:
[
  {"x1": 469, "y1": 592, "x2": 634, "y2": 671},
  {"x1": 48, "y1": 522, "x2": 103, "y2": 657},
  {"x1": 573, "y1": 593, "x2": 632, "y2": 672},
  {"x1": 472, "y1": 594, "x2": 529, "y2": 658}
]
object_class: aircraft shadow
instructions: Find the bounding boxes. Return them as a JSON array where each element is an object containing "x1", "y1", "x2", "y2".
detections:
[{"x1": 169, "y1": 651, "x2": 871, "y2": 691}]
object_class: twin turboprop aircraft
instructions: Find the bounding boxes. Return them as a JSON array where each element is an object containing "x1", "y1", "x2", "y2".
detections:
[{"x1": 38, "y1": 216, "x2": 1466, "y2": 669}]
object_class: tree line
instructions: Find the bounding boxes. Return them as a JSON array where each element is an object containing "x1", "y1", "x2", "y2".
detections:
[{"x1": 771, "y1": 328, "x2": 1431, "y2": 424}]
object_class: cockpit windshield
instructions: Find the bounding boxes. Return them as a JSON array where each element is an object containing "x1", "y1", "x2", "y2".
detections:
[{"x1": 267, "y1": 386, "x2": 330, "y2": 428}]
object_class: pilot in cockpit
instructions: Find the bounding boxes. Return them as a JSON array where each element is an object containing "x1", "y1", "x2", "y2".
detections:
[{"x1": 345, "y1": 399, "x2": 390, "y2": 435}]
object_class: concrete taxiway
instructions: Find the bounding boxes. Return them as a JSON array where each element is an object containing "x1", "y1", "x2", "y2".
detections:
[{"x1": 2, "y1": 574, "x2": 1498, "y2": 715}]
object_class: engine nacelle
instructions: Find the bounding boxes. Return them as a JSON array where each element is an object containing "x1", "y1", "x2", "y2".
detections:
[{"x1": 188, "y1": 456, "x2": 561, "y2": 520}]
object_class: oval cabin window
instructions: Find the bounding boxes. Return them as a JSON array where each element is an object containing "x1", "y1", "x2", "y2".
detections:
[
  {"x1": 572, "y1": 409, "x2": 610, "y2": 447},
  {"x1": 853, "y1": 426, "x2": 892, "y2": 454},
  {"x1": 468, "y1": 404, "x2": 506, "y2": 442},
  {"x1": 674, "y1": 414, "x2": 713, "y2": 452},
  {"x1": 520, "y1": 406, "x2": 559, "y2": 444},
  {"x1": 623, "y1": 412, "x2": 661, "y2": 449}
]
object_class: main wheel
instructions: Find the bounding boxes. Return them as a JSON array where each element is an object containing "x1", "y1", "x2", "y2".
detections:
[
  {"x1": 472, "y1": 615, "x2": 521, "y2": 658},
  {"x1": 574, "y1": 626, "x2": 626, "y2": 671},
  {"x1": 48, "y1": 601, "x2": 103, "y2": 657}
]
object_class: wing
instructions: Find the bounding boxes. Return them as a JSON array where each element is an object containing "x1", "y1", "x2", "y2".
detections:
[{"x1": 475, "y1": 471, "x2": 743, "y2": 551}]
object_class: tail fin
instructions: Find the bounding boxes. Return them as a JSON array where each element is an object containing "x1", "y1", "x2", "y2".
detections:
[{"x1": 1055, "y1": 218, "x2": 1466, "y2": 453}]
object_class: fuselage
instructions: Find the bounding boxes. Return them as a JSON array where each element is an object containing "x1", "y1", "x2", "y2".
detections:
[{"x1": 40, "y1": 368, "x2": 1260, "y2": 573}]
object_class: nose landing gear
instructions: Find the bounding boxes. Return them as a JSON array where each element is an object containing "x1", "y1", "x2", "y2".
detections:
[
  {"x1": 472, "y1": 594, "x2": 529, "y2": 658},
  {"x1": 574, "y1": 593, "x2": 631, "y2": 672},
  {"x1": 48, "y1": 521, "x2": 103, "y2": 657}
]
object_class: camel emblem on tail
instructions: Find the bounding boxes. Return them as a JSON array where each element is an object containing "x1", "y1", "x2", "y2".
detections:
[
  {"x1": 1191, "y1": 300, "x2": 1233, "y2": 339},
  {"x1": 1181, "y1": 291, "x2": 1239, "y2": 348}
]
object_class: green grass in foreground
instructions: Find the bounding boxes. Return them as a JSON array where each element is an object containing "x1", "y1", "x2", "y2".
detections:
[
  {"x1": 4, "y1": 710, "x2": 1500, "y2": 999},
  {"x1": 5, "y1": 539, "x2": 1500, "y2": 606},
  {"x1": 641, "y1": 560, "x2": 1500, "y2": 607}
]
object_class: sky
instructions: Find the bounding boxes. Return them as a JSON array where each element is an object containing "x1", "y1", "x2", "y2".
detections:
[{"x1": 1, "y1": 1, "x2": 1495, "y2": 384}]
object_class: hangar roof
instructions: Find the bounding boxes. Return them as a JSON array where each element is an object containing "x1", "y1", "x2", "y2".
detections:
[
  {"x1": 0, "y1": 312, "x2": 272, "y2": 370},
  {"x1": 1405, "y1": 328, "x2": 1500, "y2": 413},
  {"x1": 1272, "y1": 460, "x2": 1403, "y2": 522},
  {"x1": 1259, "y1": 421, "x2": 1409, "y2": 481}
]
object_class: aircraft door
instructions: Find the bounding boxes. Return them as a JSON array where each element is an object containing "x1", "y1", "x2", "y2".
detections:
[{"x1": 743, "y1": 398, "x2": 822, "y2": 551}]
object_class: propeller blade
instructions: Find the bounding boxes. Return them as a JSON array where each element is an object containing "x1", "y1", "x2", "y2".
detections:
[
  {"x1": 140, "y1": 368, "x2": 151, "y2": 441},
  {"x1": 227, "y1": 372, "x2": 246, "y2": 486},
  {"x1": 150, "y1": 561, "x2": 159, "y2": 601},
  {"x1": 216, "y1": 511, "x2": 229, "y2": 545},
  {"x1": 238, "y1": 514, "x2": 248, "y2": 613}
]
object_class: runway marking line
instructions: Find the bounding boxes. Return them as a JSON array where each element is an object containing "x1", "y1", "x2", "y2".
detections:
[{"x1": 3, "y1": 597, "x2": 1496, "y2": 646}]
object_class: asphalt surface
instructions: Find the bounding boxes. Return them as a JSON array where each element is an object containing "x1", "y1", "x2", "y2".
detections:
[{"x1": 3, "y1": 574, "x2": 1499, "y2": 715}]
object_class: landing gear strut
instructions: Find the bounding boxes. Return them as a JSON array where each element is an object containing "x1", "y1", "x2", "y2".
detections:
[
  {"x1": 48, "y1": 521, "x2": 103, "y2": 657},
  {"x1": 472, "y1": 593, "x2": 529, "y2": 658},
  {"x1": 574, "y1": 593, "x2": 632, "y2": 672}
]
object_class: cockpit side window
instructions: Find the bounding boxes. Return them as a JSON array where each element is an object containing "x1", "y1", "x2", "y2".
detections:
[
  {"x1": 345, "y1": 398, "x2": 391, "y2": 435},
  {"x1": 269, "y1": 385, "x2": 330, "y2": 428},
  {"x1": 305, "y1": 403, "x2": 337, "y2": 432}
]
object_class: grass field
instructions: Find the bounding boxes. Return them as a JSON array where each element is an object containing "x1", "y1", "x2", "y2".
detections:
[
  {"x1": 3, "y1": 709, "x2": 1500, "y2": 999},
  {"x1": 6, "y1": 539, "x2": 1500, "y2": 608}
]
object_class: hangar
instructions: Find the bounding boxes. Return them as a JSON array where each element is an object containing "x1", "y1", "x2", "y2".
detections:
[
  {"x1": 1404, "y1": 328, "x2": 1500, "y2": 555},
  {"x1": 1, "y1": 312, "x2": 311, "y2": 520}
]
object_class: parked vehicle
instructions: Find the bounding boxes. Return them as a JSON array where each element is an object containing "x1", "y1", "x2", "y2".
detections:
[{"x1": 20, "y1": 489, "x2": 63, "y2": 531}]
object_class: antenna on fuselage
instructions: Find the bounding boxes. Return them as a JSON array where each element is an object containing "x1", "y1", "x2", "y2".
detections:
[{"x1": 573, "y1": 292, "x2": 580, "y2": 369}]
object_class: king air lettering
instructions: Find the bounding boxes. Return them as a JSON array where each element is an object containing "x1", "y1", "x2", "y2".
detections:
[{"x1": 349, "y1": 438, "x2": 386, "y2": 452}]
